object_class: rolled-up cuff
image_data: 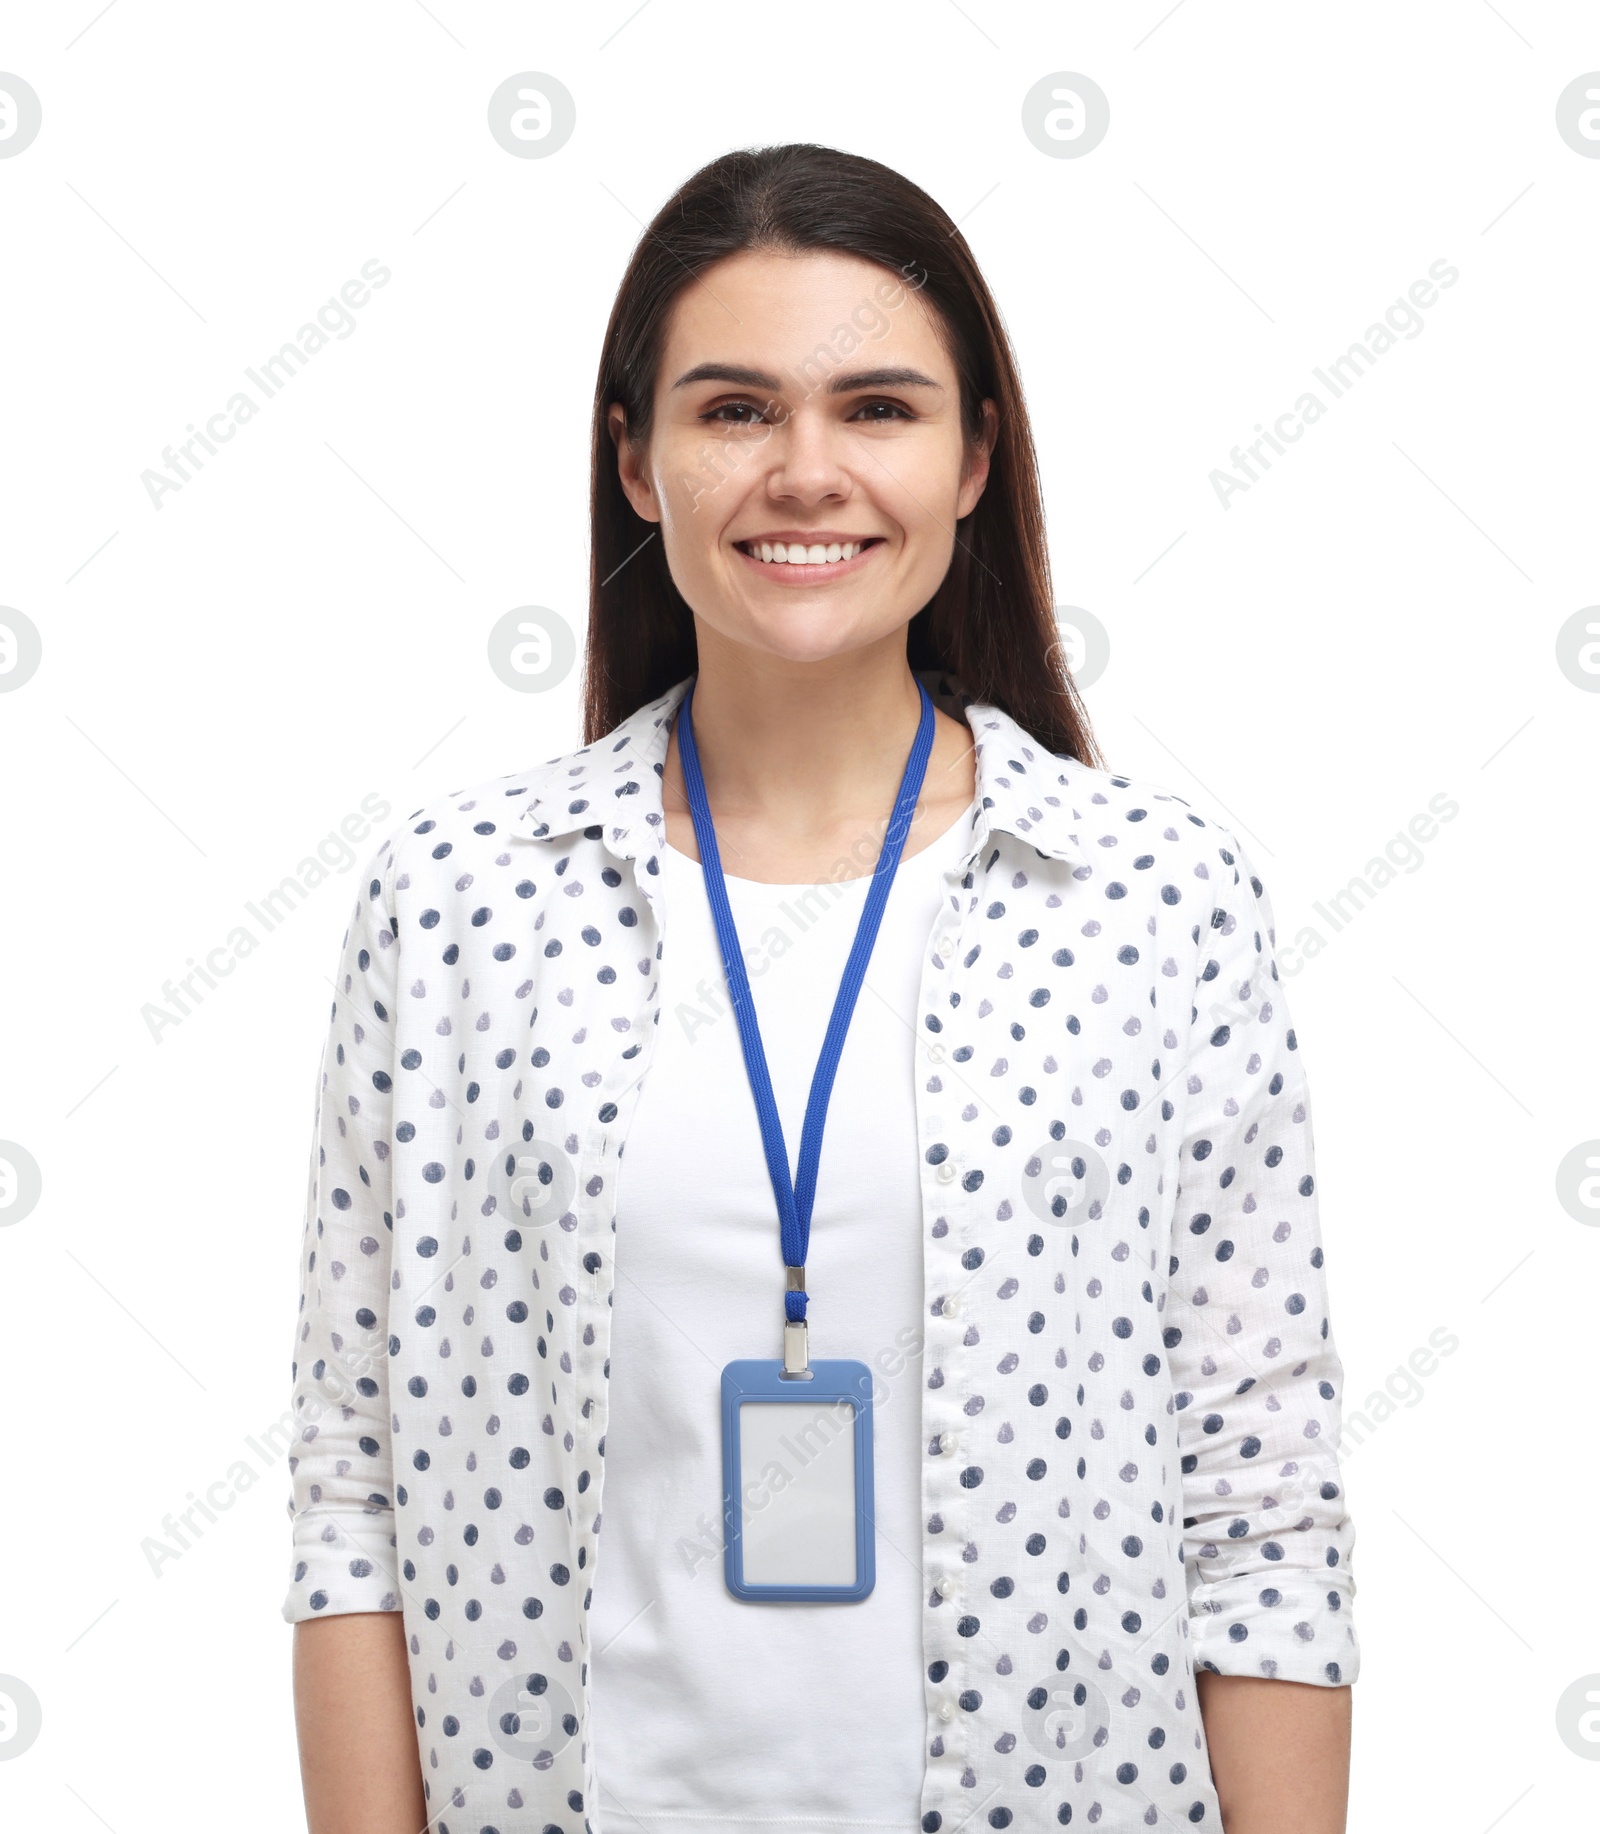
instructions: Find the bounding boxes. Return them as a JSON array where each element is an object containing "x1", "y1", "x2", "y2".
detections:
[
  {"x1": 1188, "y1": 1573, "x2": 1359, "y2": 1687},
  {"x1": 281, "y1": 1506, "x2": 402, "y2": 1623}
]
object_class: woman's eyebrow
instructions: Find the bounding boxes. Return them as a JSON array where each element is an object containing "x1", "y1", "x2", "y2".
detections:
[
  {"x1": 671, "y1": 361, "x2": 943, "y2": 393},
  {"x1": 828, "y1": 366, "x2": 944, "y2": 393}
]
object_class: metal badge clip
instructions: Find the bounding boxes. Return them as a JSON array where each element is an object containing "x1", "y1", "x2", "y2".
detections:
[{"x1": 783, "y1": 1266, "x2": 810, "y2": 1376}]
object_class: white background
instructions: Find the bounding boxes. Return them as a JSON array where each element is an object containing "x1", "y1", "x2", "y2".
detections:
[{"x1": 1, "y1": 1, "x2": 1596, "y2": 1827}]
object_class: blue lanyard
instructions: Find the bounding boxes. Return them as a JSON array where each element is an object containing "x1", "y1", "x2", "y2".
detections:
[{"x1": 675, "y1": 675, "x2": 937, "y2": 1329}]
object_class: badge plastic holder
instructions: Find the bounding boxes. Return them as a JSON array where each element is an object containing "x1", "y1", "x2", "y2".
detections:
[{"x1": 720, "y1": 1357, "x2": 876, "y2": 1603}]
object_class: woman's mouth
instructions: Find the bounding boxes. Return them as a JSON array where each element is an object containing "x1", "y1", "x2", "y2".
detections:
[{"x1": 732, "y1": 536, "x2": 885, "y2": 581}]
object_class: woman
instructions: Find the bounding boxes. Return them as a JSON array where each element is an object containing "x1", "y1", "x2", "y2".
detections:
[{"x1": 286, "y1": 143, "x2": 1359, "y2": 1834}]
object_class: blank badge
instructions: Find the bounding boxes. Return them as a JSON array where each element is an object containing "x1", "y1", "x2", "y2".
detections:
[{"x1": 720, "y1": 1359, "x2": 877, "y2": 1602}]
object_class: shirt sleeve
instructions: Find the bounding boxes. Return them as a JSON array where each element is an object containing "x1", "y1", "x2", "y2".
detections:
[
  {"x1": 1166, "y1": 827, "x2": 1360, "y2": 1686},
  {"x1": 281, "y1": 830, "x2": 405, "y2": 1623}
]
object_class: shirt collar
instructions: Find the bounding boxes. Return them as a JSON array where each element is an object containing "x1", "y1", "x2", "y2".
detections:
[{"x1": 509, "y1": 668, "x2": 1090, "y2": 871}]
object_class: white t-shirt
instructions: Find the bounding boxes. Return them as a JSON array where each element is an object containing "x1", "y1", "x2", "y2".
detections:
[{"x1": 589, "y1": 810, "x2": 970, "y2": 1830}]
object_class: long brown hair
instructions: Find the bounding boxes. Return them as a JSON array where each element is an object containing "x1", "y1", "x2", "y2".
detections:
[{"x1": 585, "y1": 142, "x2": 1101, "y2": 766}]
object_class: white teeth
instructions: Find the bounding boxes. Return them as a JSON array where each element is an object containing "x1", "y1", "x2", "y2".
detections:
[{"x1": 747, "y1": 540, "x2": 867, "y2": 565}]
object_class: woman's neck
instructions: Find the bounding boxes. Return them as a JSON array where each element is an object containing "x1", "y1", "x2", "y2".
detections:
[{"x1": 660, "y1": 628, "x2": 979, "y2": 883}]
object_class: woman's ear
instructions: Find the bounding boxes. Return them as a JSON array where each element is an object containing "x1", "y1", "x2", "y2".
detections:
[
  {"x1": 607, "y1": 402, "x2": 662, "y2": 524},
  {"x1": 955, "y1": 398, "x2": 1000, "y2": 520}
]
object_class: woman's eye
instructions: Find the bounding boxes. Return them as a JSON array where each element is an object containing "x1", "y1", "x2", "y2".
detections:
[
  {"x1": 704, "y1": 401, "x2": 765, "y2": 426},
  {"x1": 851, "y1": 400, "x2": 913, "y2": 422}
]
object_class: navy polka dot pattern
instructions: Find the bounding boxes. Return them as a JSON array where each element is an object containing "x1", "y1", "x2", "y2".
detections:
[{"x1": 283, "y1": 668, "x2": 1359, "y2": 1832}]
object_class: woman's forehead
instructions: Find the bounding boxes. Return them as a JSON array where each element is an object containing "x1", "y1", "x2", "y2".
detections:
[{"x1": 658, "y1": 247, "x2": 949, "y2": 373}]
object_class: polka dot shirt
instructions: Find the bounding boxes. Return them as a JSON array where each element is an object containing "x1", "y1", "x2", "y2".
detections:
[{"x1": 283, "y1": 668, "x2": 1361, "y2": 1833}]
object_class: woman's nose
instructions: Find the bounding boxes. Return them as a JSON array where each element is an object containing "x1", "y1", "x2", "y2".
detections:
[{"x1": 762, "y1": 408, "x2": 852, "y2": 503}]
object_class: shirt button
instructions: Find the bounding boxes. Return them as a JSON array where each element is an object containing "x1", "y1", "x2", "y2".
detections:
[
  {"x1": 942, "y1": 1294, "x2": 962, "y2": 1319},
  {"x1": 935, "y1": 1162, "x2": 958, "y2": 1184},
  {"x1": 925, "y1": 1041, "x2": 946, "y2": 1064},
  {"x1": 936, "y1": 1575, "x2": 957, "y2": 1599},
  {"x1": 937, "y1": 1701, "x2": 955, "y2": 1722},
  {"x1": 938, "y1": 1431, "x2": 958, "y2": 1453}
]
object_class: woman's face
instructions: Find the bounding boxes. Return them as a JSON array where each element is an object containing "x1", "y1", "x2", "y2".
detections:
[{"x1": 609, "y1": 248, "x2": 997, "y2": 665}]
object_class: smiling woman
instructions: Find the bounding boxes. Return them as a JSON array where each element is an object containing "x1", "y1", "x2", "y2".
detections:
[
  {"x1": 602, "y1": 235, "x2": 1007, "y2": 868},
  {"x1": 286, "y1": 143, "x2": 1359, "y2": 1834},
  {"x1": 584, "y1": 149, "x2": 1082, "y2": 781}
]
